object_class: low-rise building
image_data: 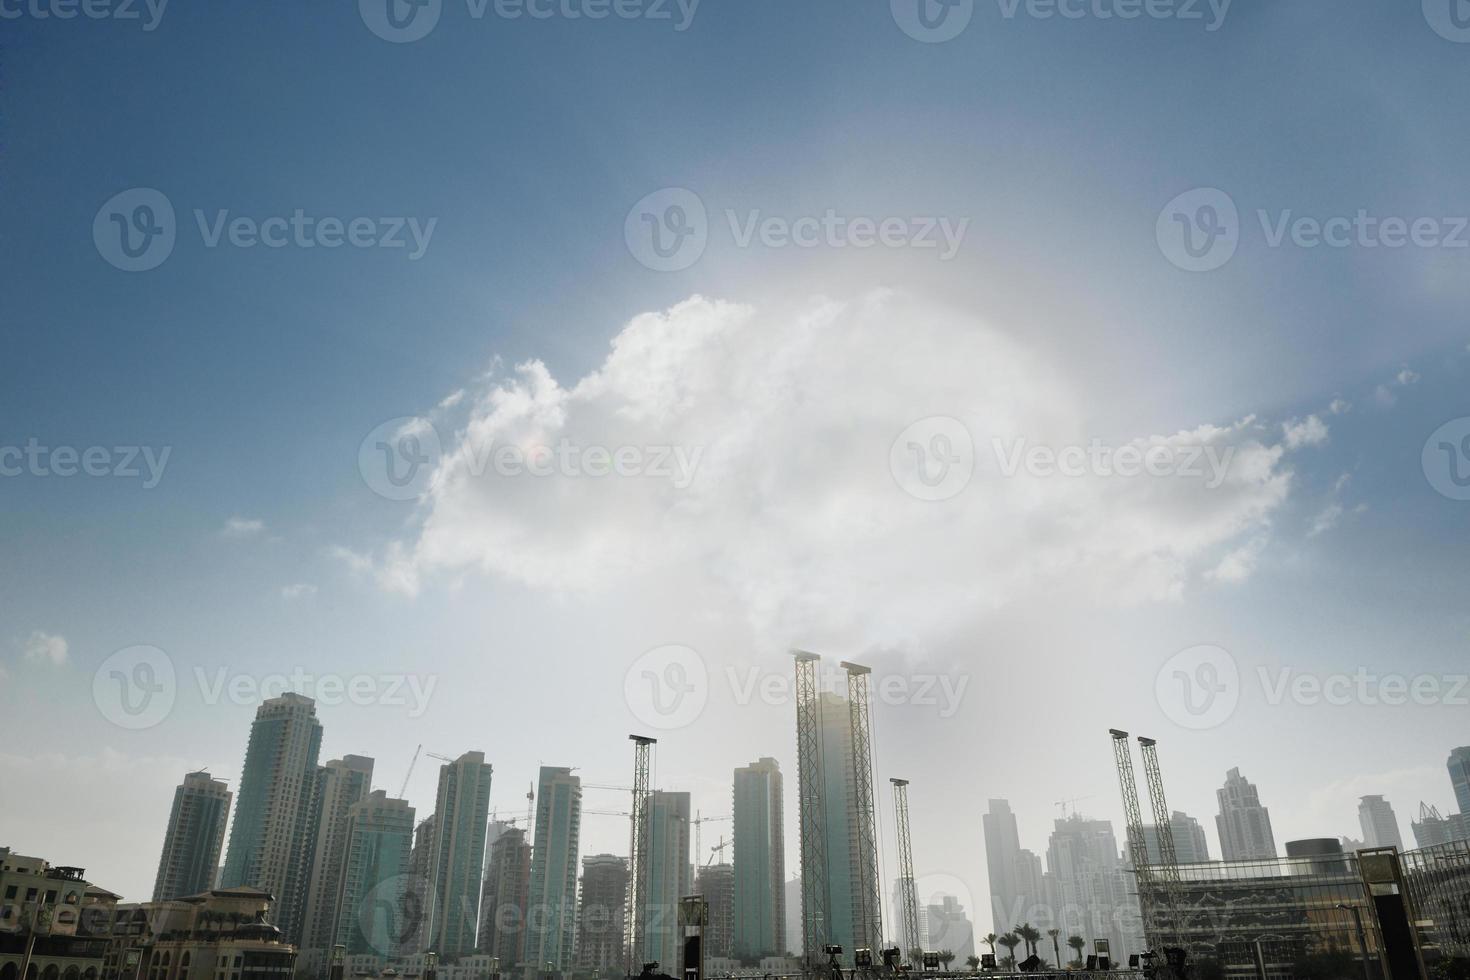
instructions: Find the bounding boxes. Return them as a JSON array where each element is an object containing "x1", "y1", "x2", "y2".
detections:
[
  {"x1": 0, "y1": 849, "x2": 119, "y2": 980},
  {"x1": 99, "y1": 886, "x2": 295, "y2": 980}
]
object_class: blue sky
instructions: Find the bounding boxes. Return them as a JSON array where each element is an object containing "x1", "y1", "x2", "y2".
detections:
[{"x1": 3, "y1": 0, "x2": 1470, "y2": 935}]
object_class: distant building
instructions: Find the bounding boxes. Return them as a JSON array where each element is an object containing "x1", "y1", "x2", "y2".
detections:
[
  {"x1": 220, "y1": 693, "x2": 325, "y2": 944},
  {"x1": 478, "y1": 826, "x2": 531, "y2": 968},
  {"x1": 806, "y1": 691, "x2": 880, "y2": 956},
  {"x1": 337, "y1": 790, "x2": 416, "y2": 958},
  {"x1": 300, "y1": 756, "x2": 374, "y2": 953},
  {"x1": 1357, "y1": 796, "x2": 1404, "y2": 850},
  {"x1": 1215, "y1": 768, "x2": 1277, "y2": 862},
  {"x1": 1413, "y1": 802, "x2": 1470, "y2": 849},
  {"x1": 1043, "y1": 815, "x2": 1136, "y2": 959},
  {"x1": 641, "y1": 790, "x2": 691, "y2": 971},
  {"x1": 154, "y1": 771, "x2": 233, "y2": 902},
  {"x1": 527, "y1": 767, "x2": 582, "y2": 974},
  {"x1": 732, "y1": 758, "x2": 785, "y2": 961},
  {"x1": 982, "y1": 800, "x2": 1047, "y2": 936},
  {"x1": 428, "y1": 752, "x2": 493, "y2": 961},
  {"x1": 924, "y1": 895, "x2": 974, "y2": 961},
  {"x1": 696, "y1": 863, "x2": 735, "y2": 961},
  {"x1": 1450, "y1": 748, "x2": 1470, "y2": 817},
  {"x1": 575, "y1": 855, "x2": 627, "y2": 974},
  {"x1": 1134, "y1": 811, "x2": 1211, "y2": 866}
]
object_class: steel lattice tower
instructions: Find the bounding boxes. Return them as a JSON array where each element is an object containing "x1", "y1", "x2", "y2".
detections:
[
  {"x1": 793, "y1": 651, "x2": 829, "y2": 967},
  {"x1": 1137, "y1": 737, "x2": 1186, "y2": 933},
  {"x1": 1109, "y1": 729, "x2": 1158, "y2": 945},
  {"x1": 890, "y1": 779, "x2": 922, "y2": 958},
  {"x1": 626, "y1": 735, "x2": 656, "y2": 976},
  {"x1": 843, "y1": 661, "x2": 883, "y2": 954}
]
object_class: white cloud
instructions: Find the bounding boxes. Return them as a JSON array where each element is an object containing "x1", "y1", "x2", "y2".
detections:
[
  {"x1": 221, "y1": 516, "x2": 265, "y2": 538},
  {"x1": 1282, "y1": 415, "x2": 1329, "y2": 449},
  {"x1": 23, "y1": 631, "x2": 68, "y2": 666},
  {"x1": 1328, "y1": 398, "x2": 1351, "y2": 415},
  {"x1": 357, "y1": 293, "x2": 1306, "y2": 643},
  {"x1": 281, "y1": 583, "x2": 318, "y2": 600},
  {"x1": 1308, "y1": 503, "x2": 1344, "y2": 537},
  {"x1": 1374, "y1": 385, "x2": 1397, "y2": 408},
  {"x1": 1397, "y1": 367, "x2": 1421, "y2": 386}
]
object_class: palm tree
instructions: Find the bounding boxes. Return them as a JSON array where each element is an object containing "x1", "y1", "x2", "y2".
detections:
[
  {"x1": 966, "y1": 956, "x2": 981, "y2": 973},
  {"x1": 1017, "y1": 924, "x2": 1042, "y2": 960},
  {"x1": 1047, "y1": 929, "x2": 1062, "y2": 970},
  {"x1": 983, "y1": 934, "x2": 998, "y2": 966},
  {"x1": 938, "y1": 951, "x2": 956, "y2": 972},
  {"x1": 1067, "y1": 935, "x2": 1086, "y2": 968},
  {"x1": 998, "y1": 934, "x2": 1021, "y2": 971}
]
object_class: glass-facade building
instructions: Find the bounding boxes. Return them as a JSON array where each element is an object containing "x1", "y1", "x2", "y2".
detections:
[
  {"x1": 337, "y1": 790, "x2": 416, "y2": 958},
  {"x1": 526, "y1": 766, "x2": 582, "y2": 973}
]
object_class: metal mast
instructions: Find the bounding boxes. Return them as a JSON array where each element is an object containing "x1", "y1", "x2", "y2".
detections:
[
  {"x1": 1110, "y1": 730, "x2": 1158, "y2": 945},
  {"x1": 843, "y1": 661, "x2": 883, "y2": 954},
  {"x1": 627, "y1": 735, "x2": 656, "y2": 976},
  {"x1": 891, "y1": 779, "x2": 922, "y2": 958},
  {"x1": 1137, "y1": 737, "x2": 1186, "y2": 933},
  {"x1": 794, "y1": 651, "x2": 829, "y2": 966}
]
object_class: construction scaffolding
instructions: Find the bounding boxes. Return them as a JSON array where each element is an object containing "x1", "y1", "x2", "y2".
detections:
[
  {"x1": 627, "y1": 735, "x2": 656, "y2": 976},
  {"x1": 1137, "y1": 737, "x2": 1186, "y2": 933},
  {"x1": 843, "y1": 661, "x2": 883, "y2": 955},
  {"x1": 891, "y1": 778, "x2": 922, "y2": 958},
  {"x1": 793, "y1": 651, "x2": 829, "y2": 965},
  {"x1": 1110, "y1": 729, "x2": 1159, "y2": 944}
]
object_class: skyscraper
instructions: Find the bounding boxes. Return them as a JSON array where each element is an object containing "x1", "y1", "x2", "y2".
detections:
[
  {"x1": 338, "y1": 790, "x2": 416, "y2": 957},
  {"x1": 924, "y1": 895, "x2": 975, "y2": 961},
  {"x1": 527, "y1": 766, "x2": 582, "y2": 974},
  {"x1": 153, "y1": 770, "x2": 232, "y2": 902},
  {"x1": 479, "y1": 825, "x2": 532, "y2": 967},
  {"x1": 1135, "y1": 811, "x2": 1212, "y2": 865},
  {"x1": 220, "y1": 692, "x2": 324, "y2": 943},
  {"x1": 1449, "y1": 748, "x2": 1470, "y2": 817},
  {"x1": 696, "y1": 862, "x2": 735, "y2": 961},
  {"x1": 428, "y1": 751, "x2": 493, "y2": 961},
  {"x1": 982, "y1": 800, "x2": 1021, "y2": 936},
  {"x1": 1043, "y1": 815, "x2": 1133, "y2": 959},
  {"x1": 1357, "y1": 796, "x2": 1404, "y2": 850},
  {"x1": 1412, "y1": 802, "x2": 1470, "y2": 848},
  {"x1": 642, "y1": 790, "x2": 691, "y2": 972},
  {"x1": 301, "y1": 755, "x2": 375, "y2": 953},
  {"x1": 576, "y1": 854, "x2": 628, "y2": 974},
  {"x1": 1215, "y1": 768, "x2": 1277, "y2": 861},
  {"x1": 732, "y1": 757, "x2": 786, "y2": 961}
]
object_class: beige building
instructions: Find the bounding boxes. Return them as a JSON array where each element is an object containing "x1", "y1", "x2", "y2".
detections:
[
  {"x1": 0, "y1": 848, "x2": 120, "y2": 980},
  {"x1": 100, "y1": 886, "x2": 295, "y2": 980}
]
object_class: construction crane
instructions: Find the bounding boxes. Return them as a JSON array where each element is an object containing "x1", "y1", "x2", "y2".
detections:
[
  {"x1": 891, "y1": 779, "x2": 922, "y2": 959},
  {"x1": 1054, "y1": 795, "x2": 1095, "y2": 819},
  {"x1": 690, "y1": 811, "x2": 732, "y2": 866},
  {"x1": 399, "y1": 744, "x2": 422, "y2": 799},
  {"x1": 626, "y1": 735, "x2": 656, "y2": 978},
  {"x1": 707, "y1": 836, "x2": 730, "y2": 867},
  {"x1": 794, "y1": 651, "x2": 830, "y2": 966},
  {"x1": 1110, "y1": 730, "x2": 1159, "y2": 947},
  {"x1": 842, "y1": 660, "x2": 883, "y2": 953},
  {"x1": 1137, "y1": 737, "x2": 1186, "y2": 933}
]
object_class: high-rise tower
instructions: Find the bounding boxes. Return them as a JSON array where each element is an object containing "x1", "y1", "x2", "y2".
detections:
[
  {"x1": 301, "y1": 755, "x2": 375, "y2": 953},
  {"x1": 153, "y1": 770, "x2": 232, "y2": 902},
  {"x1": 733, "y1": 757, "x2": 786, "y2": 961},
  {"x1": 527, "y1": 766, "x2": 583, "y2": 973},
  {"x1": 1214, "y1": 767, "x2": 1277, "y2": 861},
  {"x1": 428, "y1": 751, "x2": 493, "y2": 960}
]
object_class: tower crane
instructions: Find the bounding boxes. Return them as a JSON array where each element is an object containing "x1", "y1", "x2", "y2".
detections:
[{"x1": 399, "y1": 744, "x2": 422, "y2": 799}]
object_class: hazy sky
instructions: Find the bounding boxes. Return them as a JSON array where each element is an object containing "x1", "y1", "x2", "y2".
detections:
[{"x1": 3, "y1": 0, "x2": 1470, "y2": 940}]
